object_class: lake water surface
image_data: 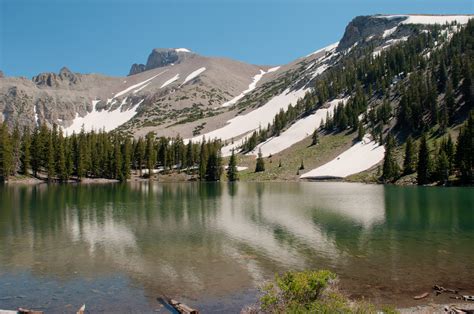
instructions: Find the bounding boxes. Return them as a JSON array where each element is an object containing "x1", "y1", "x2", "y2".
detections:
[{"x1": 0, "y1": 182, "x2": 473, "y2": 312}]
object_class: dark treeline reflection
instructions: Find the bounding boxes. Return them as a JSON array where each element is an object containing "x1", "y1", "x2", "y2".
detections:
[{"x1": 383, "y1": 185, "x2": 474, "y2": 231}]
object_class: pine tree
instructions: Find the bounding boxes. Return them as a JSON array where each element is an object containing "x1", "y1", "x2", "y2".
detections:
[
  {"x1": 382, "y1": 134, "x2": 399, "y2": 182},
  {"x1": 145, "y1": 132, "x2": 156, "y2": 178},
  {"x1": 357, "y1": 121, "x2": 365, "y2": 141},
  {"x1": 31, "y1": 126, "x2": 42, "y2": 177},
  {"x1": 113, "y1": 137, "x2": 123, "y2": 181},
  {"x1": 46, "y1": 131, "x2": 55, "y2": 181},
  {"x1": 21, "y1": 127, "x2": 31, "y2": 175},
  {"x1": 122, "y1": 137, "x2": 132, "y2": 180},
  {"x1": 461, "y1": 59, "x2": 473, "y2": 108},
  {"x1": 417, "y1": 133, "x2": 432, "y2": 185},
  {"x1": 455, "y1": 112, "x2": 473, "y2": 183},
  {"x1": 445, "y1": 81, "x2": 455, "y2": 124},
  {"x1": 199, "y1": 138, "x2": 208, "y2": 180},
  {"x1": 76, "y1": 131, "x2": 87, "y2": 180},
  {"x1": 11, "y1": 125, "x2": 21, "y2": 173},
  {"x1": 435, "y1": 150, "x2": 450, "y2": 184},
  {"x1": 255, "y1": 149, "x2": 265, "y2": 172},
  {"x1": 437, "y1": 61, "x2": 447, "y2": 93},
  {"x1": 403, "y1": 136, "x2": 417, "y2": 175},
  {"x1": 134, "y1": 137, "x2": 145, "y2": 176},
  {"x1": 205, "y1": 149, "x2": 221, "y2": 181},
  {"x1": 65, "y1": 136, "x2": 74, "y2": 180},
  {"x1": 56, "y1": 131, "x2": 67, "y2": 181},
  {"x1": 0, "y1": 123, "x2": 13, "y2": 181},
  {"x1": 185, "y1": 141, "x2": 194, "y2": 171},
  {"x1": 227, "y1": 149, "x2": 238, "y2": 182},
  {"x1": 311, "y1": 128, "x2": 319, "y2": 146}
]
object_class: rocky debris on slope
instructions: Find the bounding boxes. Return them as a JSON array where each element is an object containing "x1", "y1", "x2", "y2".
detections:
[
  {"x1": 128, "y1": 48, "x2": 193, "y2": 75},
  {"x1": 338, "y1": 15, "x2": 406, "y2": 51},
  {"x1": 32, "y1": 66, "x2": 80, "y2": 87}
]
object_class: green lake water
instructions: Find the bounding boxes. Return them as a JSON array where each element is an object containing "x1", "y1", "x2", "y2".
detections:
[{"x1": 0, "y1": 182, "x2": 473, "y2": 312}]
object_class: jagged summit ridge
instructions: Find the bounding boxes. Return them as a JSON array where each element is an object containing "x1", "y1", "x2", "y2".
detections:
[
  {"x1": 128, "y1": 48, "x2": 194, "y2": 76},
  {"x1": 32, "y1": 66, "x2": 80, "y2": 87}
]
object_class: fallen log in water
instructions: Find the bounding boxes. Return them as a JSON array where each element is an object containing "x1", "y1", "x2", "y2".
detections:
[
  {"x1": 433, "y1": 284, "x2": 459, "y2": 294},
  {"x1": 0, "y1": 309, "x2": 43, "y2": 314},
  {"x1": 413, "y1": 292, "x2": 429, "y2": 300},
  {"x1": 168, "y1": 299, "x2": 199, "y2": 314}
]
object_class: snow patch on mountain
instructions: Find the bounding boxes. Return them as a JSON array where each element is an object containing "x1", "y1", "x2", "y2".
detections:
[
  {"x1": 310, "y1": 64, "x2": 329, "y2": 79},
  {"x1": 249, "y1": 97, "x2": 349, "y2": 157},
  {"x1": 175, "y1": 48, "x2": 191, "y2": 53},
  {"x1": 182, "y1": 67, "x2": 206, "y2": 85},
  {"x1": 383, "y1": 26, "x2": 398, "y2": 38},
  {"x1": 306, "y1": 42, "x2": 339, "y2": 57},
  {"x1": 221, "y1": 66, "x2": 280, "y2": 107},
  {"x1": 378, "y1": 15, "x2": 472, "y2": 25},
  {"x1": 133, "y1": 82, "x2": 151, "y2": 94},
  {"x1": 34, "y1": 105, "x2": 39, "y2": 126},
  {"x1": 63, "y1": 99, "x2": 143, "y2": 134},
  {"x1": 300, "y1": 135, "x2": 385, "y2": 179},
  {"x1": 114, "y1": 71, "x2": 166, "y2": 98},
  {"x1": 161, "y1": 74, "x2": 180, "y2": 88},
  {"x1": 191, "y1": 87, "x2": 309, "y2": 145}
]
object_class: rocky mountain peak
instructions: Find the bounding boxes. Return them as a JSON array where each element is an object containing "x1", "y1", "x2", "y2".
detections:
[
  {"x1": 128, "y1": 48, "x2": 194, "y2": 76},
  {"x1": 337, "y1": 15, "x2": 407, "y2": 51},
  {"x1": 32, "y1": 67, "x2": 79, "y2": 87}
]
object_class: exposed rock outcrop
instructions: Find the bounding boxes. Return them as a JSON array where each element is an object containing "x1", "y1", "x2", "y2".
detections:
[
  {"x1": 128, "y1": 48, "x2": 193, "y2": 76},
  {"x1": 32, "y1": 67, "x2": 80, "y2": 87},
  {"x1": 129, "y1": 63, "x2": 146, "y2": 76},
  {"x1": 338, "y1": 15, "x2": 406, "y2": 51}
]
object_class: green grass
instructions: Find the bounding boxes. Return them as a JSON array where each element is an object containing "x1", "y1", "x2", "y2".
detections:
[{"x1": 230, "y1": 132, "x2": 355, "y2": 182}]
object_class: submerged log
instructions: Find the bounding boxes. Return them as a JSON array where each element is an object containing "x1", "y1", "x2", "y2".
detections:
[
  {"x1": 76, "y1": 304, "x2": 85, "y2": 314},
  {"x1": 433, "y1": 284, "x2": 458, "y2": 294},
  {"x1": 168, "y1": 299, "x2": 199, "y2": 314},
  {"x1": 18, "y1": 309, "x2": 43, "y2": 314},
  {"x1": 413, "y1": 292, "x2": 429, "y2": 300}
]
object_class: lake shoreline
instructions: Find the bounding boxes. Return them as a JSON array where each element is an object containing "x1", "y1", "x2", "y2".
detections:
[{"x1": 4, "y1": 173, "x2": 472, "y2": 188}]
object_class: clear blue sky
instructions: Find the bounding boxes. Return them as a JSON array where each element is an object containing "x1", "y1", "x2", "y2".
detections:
[{"x1": 1, "y1": 0, "x2": 472, "y2": 78}]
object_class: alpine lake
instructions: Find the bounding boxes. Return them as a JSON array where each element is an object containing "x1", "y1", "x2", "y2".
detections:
[{"x1": 0, "y1": 182, "x2": 473, "y2": 312}]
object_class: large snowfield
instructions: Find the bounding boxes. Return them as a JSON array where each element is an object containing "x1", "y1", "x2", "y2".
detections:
[
  {"x1": 190, "y1": 87, "x2": 310, "y2": 144},
  {"x1": 300, "y1": 135, "x2": 385, "y2": 179},
  {"x1": 63, "y1": 99, "x2": 143, "y2": 134},
  {"x1": 249, "y1": 98, "x2": 348, "y2": 157}
]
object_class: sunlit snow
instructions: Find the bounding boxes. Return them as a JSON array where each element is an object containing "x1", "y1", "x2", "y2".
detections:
[
  {"x1": 160, "y1": 74, "x2": 180, "y2": 88},
  {"x1": 221, "y1": 66, "x2": 280, "y2": 107},
  {"x1": 63, "y1": 99, "x2": 143, "y2": 134},
  {"x1": 300, "y1": 135, "x2": 385, "y2": 179},
  {"x1": 249, "y1": 97, "x2": 349, "y2": 157},
  {"x1": 181, "y1": 67, "x2": 206, "y2": 86},
  {"x1": 189, "y1": 87, "x2": 309, "y2": 144}
]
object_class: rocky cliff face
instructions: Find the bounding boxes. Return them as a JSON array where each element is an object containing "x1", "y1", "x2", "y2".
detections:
[
  {"x1": 129, "y1": 63, "x2": 146, "y2": 76},
  {"x1": 32, "y1": 67, "x2": 80, "y2": 88},
  {"x1": 337, "y1": 15, "x2": 406, "y2": 51},
  {"x1": 128, "y1": 48, "x2": 193, "y2": 75}
]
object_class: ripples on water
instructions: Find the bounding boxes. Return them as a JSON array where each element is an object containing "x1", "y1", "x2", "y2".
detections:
[{"x1": 0, "y1": 182, "x2": 473, "y2": 312}]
